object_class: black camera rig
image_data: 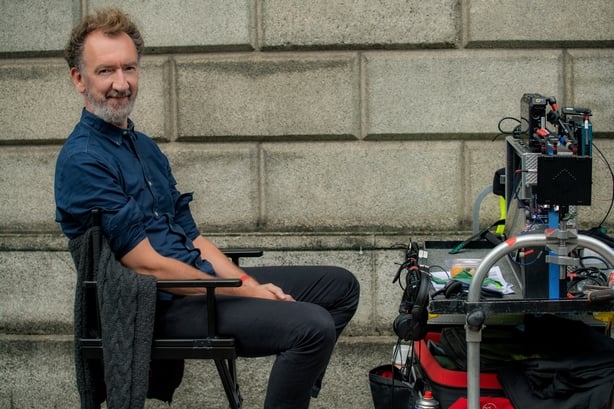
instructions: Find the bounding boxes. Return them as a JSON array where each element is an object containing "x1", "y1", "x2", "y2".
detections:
[
  {"x1": 507, "y1": 93, "x2": 593, "y2": 213},
  {"x1": 505, "y1": 93, "x2": 595, "y2": 298}
]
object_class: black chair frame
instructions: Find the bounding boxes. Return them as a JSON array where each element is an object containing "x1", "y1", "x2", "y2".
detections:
[{"x1": 78, "y1": 211, "x2": 262, "y2": 409}]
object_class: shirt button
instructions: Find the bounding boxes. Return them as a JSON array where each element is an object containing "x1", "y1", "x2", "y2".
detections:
[
  {"x1": 148, "y1": 180, "x2": 152, "y2": 187},
  {"x1": 154, "y1": 211, "x2": 159, "y2": 218}
]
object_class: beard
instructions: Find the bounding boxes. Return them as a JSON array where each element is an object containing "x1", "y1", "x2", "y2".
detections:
[{"x1": 85, "y1": 87, "x2": 137, "y2": 127}]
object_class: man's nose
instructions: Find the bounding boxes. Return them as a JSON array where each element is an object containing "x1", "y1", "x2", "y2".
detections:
[{"x1": 113, "y1": 70, "x2": 130, "y2": 91}]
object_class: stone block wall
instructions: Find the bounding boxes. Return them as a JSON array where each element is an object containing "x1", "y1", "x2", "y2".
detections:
[{"x1": 1, "y1": 1, "x2": 613, "y2": 407}]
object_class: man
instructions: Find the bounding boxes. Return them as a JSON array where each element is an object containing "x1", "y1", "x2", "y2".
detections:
[{"x1": 55, "y1": 8, "x2": 359, "y2": 409}]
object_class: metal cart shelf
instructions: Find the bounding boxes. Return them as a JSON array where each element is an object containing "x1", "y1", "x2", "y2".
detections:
[{"x1": 424, "y1": 233, "x2": 614, "y2": 409}]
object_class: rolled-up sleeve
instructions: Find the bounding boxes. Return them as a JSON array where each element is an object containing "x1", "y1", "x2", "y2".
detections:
[
  {"x1": 105, "y1": 197, "x2": 147, "y2": 258},
  {"x1": 174, "y1": 192, "x2": 200, "y2": 240}
]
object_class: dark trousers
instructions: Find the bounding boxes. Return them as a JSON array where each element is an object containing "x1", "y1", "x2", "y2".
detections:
[{"x1": 154, "y1": 265, "x2": 360, "y2": 409}]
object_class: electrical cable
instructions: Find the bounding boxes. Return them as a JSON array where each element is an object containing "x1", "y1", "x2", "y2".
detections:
[
  {"x1": 390, "y1": 338, "x2": 402, "y2": 408},
  {"x1": 580, "y1": 255, "x2": 609, "y2": 269},
  {"x1": 426, "y1": 264, "x2": 448, "y2": 276},
  {"x1": 592, "y1": 142, "x2": 614, "y2": 227},
  {"x1": 567, "y1": 266, "x2": 609, "y2": 298},
  {"x1": 495, "y1": 116, "x2": 524, "y2": 141}
]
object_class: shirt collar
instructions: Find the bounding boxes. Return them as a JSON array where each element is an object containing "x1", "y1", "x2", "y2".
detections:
[{"x1": 80, "y1": 108, "x2": 136, "y2": 146}]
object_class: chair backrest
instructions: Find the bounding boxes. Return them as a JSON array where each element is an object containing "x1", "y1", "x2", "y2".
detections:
[{"x1": 83, "y1": 209, "x2": 102, "y2": 338}]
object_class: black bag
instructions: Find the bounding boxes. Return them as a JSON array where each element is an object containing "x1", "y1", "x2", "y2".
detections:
[{"x1": 369, "y1": 365, "x2": 417, "y2": 409}]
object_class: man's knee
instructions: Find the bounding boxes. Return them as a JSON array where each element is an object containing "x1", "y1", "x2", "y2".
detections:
[
  {"x1": 328, "y1": 266, "x2": 361, "y2": 309},
  {"x1": 298, "y1": 305, "x2": 337, "y2": 351}
]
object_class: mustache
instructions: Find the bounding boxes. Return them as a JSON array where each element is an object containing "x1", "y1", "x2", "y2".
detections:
[{"x1": 107, "y1": 89, "x2": 132, "y2": 98}]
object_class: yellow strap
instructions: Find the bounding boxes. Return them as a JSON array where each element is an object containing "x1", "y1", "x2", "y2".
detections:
[{"x1": 496, "y1": 197, "x2": 506, "y2": 235}]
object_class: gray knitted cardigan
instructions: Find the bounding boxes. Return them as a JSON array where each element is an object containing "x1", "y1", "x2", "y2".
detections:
[{"x1": 70, "y1": 227, "x2": 173, "y2": 409}]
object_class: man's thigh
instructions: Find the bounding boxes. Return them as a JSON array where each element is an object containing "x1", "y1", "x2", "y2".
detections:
[
  {"x1": 155, "y1": 293, "x2": 333, "y2": 357},
  {"x1": 245, "y1": 265, "x2": 356, "y2": 306}
]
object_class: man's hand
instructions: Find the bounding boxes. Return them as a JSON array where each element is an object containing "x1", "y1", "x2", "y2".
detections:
[
  {"x1": 259, "y1": 283, "x2": 295, "y2": 301},
  {"x1": 244, "y1": 281, "x2": 295, "y2": 302}
]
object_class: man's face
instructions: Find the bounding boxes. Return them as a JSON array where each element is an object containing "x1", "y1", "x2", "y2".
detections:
[{"x1": 71, "y1": 30, "x2": 139, "y2": 128}]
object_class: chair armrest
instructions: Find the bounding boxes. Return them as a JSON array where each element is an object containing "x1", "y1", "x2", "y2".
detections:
[
  {"x1": 156, "y1": 279, "x2": 241, "y2": 289},
  {"x1": 83, "y1": 278, "x2": 242, "y2": 289},
  {"x1": 222, "y1": 248, "x2": 263, "y2": 266},
  {"x1": 157, "y1": 279, "x2": 241, "y2": 337}
]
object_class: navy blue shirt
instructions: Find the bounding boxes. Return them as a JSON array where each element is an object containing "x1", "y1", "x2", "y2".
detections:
[{"x1": 55, "y1": 109, "x2": 214, "y2": 275}]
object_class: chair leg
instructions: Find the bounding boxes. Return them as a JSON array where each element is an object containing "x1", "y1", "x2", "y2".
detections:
[
  {"x1": 215, "y1": 359, "x2": 242, "y2": 409},
  {"x1": 229, "y1": 358, "x2": 238, "y2": 391}
]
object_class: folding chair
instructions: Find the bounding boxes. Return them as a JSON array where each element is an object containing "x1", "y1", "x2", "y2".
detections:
[{"x1": 76, "y1": 210, "x2": 262, "y2": 408}]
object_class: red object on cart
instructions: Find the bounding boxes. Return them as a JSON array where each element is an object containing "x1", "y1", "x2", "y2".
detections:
[
  {"x1": 414, "y1": 333, "x2": 505, "y2": 408},
  {"x1": 448, "y1": 396, "x2": 513, "y2": 409}
]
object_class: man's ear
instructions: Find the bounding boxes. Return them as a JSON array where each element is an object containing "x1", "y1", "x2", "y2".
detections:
[{"x1": 70, "y1": 67, "x2": 86, "y2": 94}]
